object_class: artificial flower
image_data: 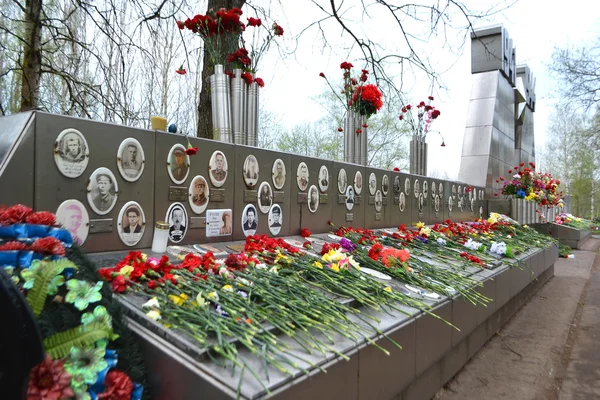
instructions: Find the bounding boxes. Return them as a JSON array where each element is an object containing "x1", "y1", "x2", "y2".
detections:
[
  {"x1": 27, "y1": 355, "x2": 74, "y2": 400},
  {"x1": 97, "y1": 369, "x2": 133, "y2": 400},
  {"x1": 0, "y1": 204, "x2": 33, "y2": 225},
  {"x1": 65, "y1": 280, "x2": 103, "y2": 311},
  {"x1": 142, "y1": 297, "x2": 160, "y2": 309},
  {"x1": 65, "y1": 345, "x2": 108, "y2": 386},
  {"x1": 26, "y1": 211, "x2": 57, "y2": 226},
  {"x1": 31, "y1": 236, "x2": 65, "y2": 256},
  {"x1": 81, "y1": 305, "x2": 113, "y2": 329}
]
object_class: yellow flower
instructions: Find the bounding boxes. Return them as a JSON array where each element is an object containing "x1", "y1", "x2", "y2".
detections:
[
  {"x1": 523, "y1": 224, "x2": 529, "y2": 229},
  {"x1": 146, "y1": 309, "x2": 161, "y2": 321},
  {"x1": 275, "y1": 251, "x2": 291, "y2": 264},
  {"x1": 117, "y1": 265, "x2": 134, "y2": 277},
  {"x1": 329, "y1": 263, "x2": 340, "y2": 272},
  {"x1": 419, "y1": 227, "x2": 431, "y2": 237},
  {"x1": 576, "y1": 218, "x2": 581, "y2": 222},
  {"x1": 324, "y1": 249, "x2": 345, "y2": 262},
  {"x1": 348, "y1": 256, "x2": 360, "y2": 270},
  {"x1": 222, "y1": 285, "x2": 234, "y2": 292},
  {"x1": 384, "y1": 286, "x2": 392, "y2": 292},
  {"x1": 179, "y1": 293, "x2": 188, "y2": 300},
  {"x1": 416, "y1": 221, "x2": 425, "y2": 229},
  {"x1": 312, "y1": 261, "x2": 323, "y2": 269},
  {"x1": 168, "y1": 294, "x2": 187, "y2": 306},
  {"x1": 207, "y1": 291, "x2": 219, "y2": 301}
]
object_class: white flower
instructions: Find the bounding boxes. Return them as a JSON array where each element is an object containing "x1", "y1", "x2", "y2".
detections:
[
  {"x1": 195, "y1": 293, "x2": 206, "y2": 307},
  {"x1": 146, "y1": 309, "x2": 161, "y2": 321},
  {"x1": 513, "y1": 174, "x2": 521, "y2": 179},
  {"x1": 464, "y1": 238, "x2": 482, "y2": 251},
  {"x1": 490, "y1": 242, "x2": 507, "y2": 256},
  {"x1": 436, "y1": 237, "x2": 447, "y2": 246},
  {"x1": 255, "y1": 263, "x2": 267, "y2": 270},
  {"x1": 268, "y1": 266, "x2": 279, "y2": 275},
  {"x1": 142, "y1": 297, "x2": 160, "y2": 309}
]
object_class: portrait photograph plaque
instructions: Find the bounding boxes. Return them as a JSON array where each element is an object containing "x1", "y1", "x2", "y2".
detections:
[
  {"x1": 345, "y1": 185, "x2": 355, "y2": 211},
  {"x1": 414, "y1": 178, "x2": 420, "y2": 199},
  {"x1": 374, "y1": 190, "x2": 383, "y2": 212},
  {"x1": 241, "y1": 204, "x2": 258, "y2": 237},
  {"x1": 318, "y1": 165, "x2": 329, "y2": 193},
  {"x1": 56, "y1": 199, "x2": 89, "y2": 246},
  {"x1": 117, "y1": 201, "x2": 145, "y2": 247},
  {"x1": 188, "y1": 175, "x2": 210, "y2": 215},
  {"x1": 404, "y1": 177, "x2": 411, "y2": 195},
  {"x1": 434, "y1": 195, "x2": 440, "y2": 213},
  {"x1": 268, "y1": 204, "x2": 283, "y2": 236},
  {"x1": 167, "y1": 144, "x2": 190, "y2": 185},
  {"x1": 337, "y1": 168, "x2": 348, "y2": 194},
  {"x1": 165, "y1": 202, "x2": 188, "y2": 243},
  {"x1": 354, "y1": 171, "x2": 363, "y2": 195},
  {"x1": 206, "y1": 209, "x2": 232, "y2": 237},
  {"x1": 431, "y1": 181, "x2": 437, "y2": 199},
  {"x1": 393, "y1": 176, "x2": 401, "y2": 195},
  {"x1": 307, "y1": 185, "x2": 319, "y2": 213},
  {"x1": 452, "y1": 184, "x2": 457, "y2": 199},
  {"x1": 439, "y1": 182, "x2": 444, "y2": 198},
  {"x1": 208, "y1": 150, "x2": 228, "y2": 188},
  {"x1": 368, "y1": 173, "x2": 377, "y2": 196},
  {"x1": 382, "y1": 175, "x2": 389, "y2": 196},
  {"x1": 243, "y1": 154, "x2": 260, "y2": 189},
  {"x1": 117, "y1": 138, "x2": 145, "y2": 182},
  {"x1": 398, "y1": 192, "x2": 406, "y2": 212},
  {"x1": 257, "y1": 181, "x2": 273, "y2": 214},
  {"x1": 54, "y1": 128, "x2": 89, "y2": 178},
  {"x1": 296, "y1": 162, "x2": 309, "y2": 191},
  {"x1": 448, "y1": 195, "x2": 453, "y2": 212},
  {"x1": 86, "y1": 167, "x2": 119, "y2": 216},
  {"x1": 418, "y1": 193, "x2": 424, "y2": 213},
  {"x1": 423, "y1": 180, "x2": 428, "y2": 199},
  {"x1": 272, "y1": 159, "x2": 286, "y2": 190}
]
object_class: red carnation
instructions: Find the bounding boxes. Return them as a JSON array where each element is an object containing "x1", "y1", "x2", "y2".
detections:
[
  {"x1": 406, "y1": 104, "x2": 412, "y2": 110},
  {"x1": 319, "y1": 72, "x2": 325, "y2": 78},
  {"x1": 356, "y1": 129, "x2": 362, "y2": 134},
  {"x1": 224, "y1": 70, "x2": 234, "y2": 79},
  {"x1": 97, "y1": 369, "x2": 133, "y2": 400},
  {"x1": 340, "y1": 61, "x2": 354, "y2": 70},
  {"x1": 247, "y1": 17, "x2": 262, "y2": 27},
  {"x1": 0, "y1": 204, "x2": 33, "y2": 225},
  {"x1": 431, "y1": 109, "x2": 441, "y2": 119},
  {"x1": 254, "y1": 77, "x2": 265, "y2": 87},
  {"x1": 31, "y1": 237, "x2": 65, "y2": 256},
  {"x1": 428, "y1": 95, "x2": 434, "y2": 100},
  {"x1": 185, "y1": 146, "x2": 198, "y2": 156},
  {"x1": 176, "y1": 20, "x2": 185, "y2": 30},
  {"x1": 272, "y1": 22, "x2": 284, "y2": 36},
  {"x1": 112, "y1": 275, "x2": 128, "y2": 293},
  {"x1": 26, "y1": 211, "x2": 57, "y2": 226},
  {"x1": 393, "y1": 167, "x2": 400, "y2": 172},
  {"x1": 27, "y1": 355, "x2": 74, "y2": 400},
  {"x1": 398, "y1": 115, "x2": 404, "y2": 120},
  {"x1": 520, "y1": 162, "x2": 525, "y2": 167},
  {"x1": 508, "y1": 169, "x2": 512, "y2": 173},
  {"x1": 0, "y1": 241, "x2": 29, "y2": 251},
  {"x1": 175, "y1": 67, "x2": 186, "y2": 75},
  {"x1": 300, "y1": 228, "x2": 311, "y2": 238},
  {"x1": 337, "y1": 127, "x2": 343, "y2": 132},
  {"x1": 241, "y1": 72, "x2": 253, "y2": 85}
]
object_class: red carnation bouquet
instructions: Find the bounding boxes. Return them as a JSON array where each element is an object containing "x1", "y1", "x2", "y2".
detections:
[{"x1": 398, "y1": 96, "x2": 441, "y2": 140}]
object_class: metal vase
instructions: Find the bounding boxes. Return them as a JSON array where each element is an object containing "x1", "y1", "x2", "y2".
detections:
[
  {"x1": 353, "y1": 114, "x2": 362, "y2": 165},
  {"x1": 246, "y1": 74, "x2": 259, "y2": 147},
  {"x1": 210, "y1": 64, "x2": 232, "y2": 143},
  {"x1": 230, "y1": 69, "x2": 247, "y2": 145},
  {"x1": 360, "y1": 116, "x2": 368, "y2": 165},
  {"x1": 344, "y1": 110, "x2": 355, "y2": 163},
  {"x1": 409, "y1": 135, "x2": 427, "y2": 175}
]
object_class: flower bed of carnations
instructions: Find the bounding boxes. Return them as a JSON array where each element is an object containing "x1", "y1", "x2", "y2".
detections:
[
  {"x1": 0, "y1": 205, "x2": 145, "y2": 400},
  {"x1": 98, "y1": 212, "x2": 557, "y2": 395},
  {"x1": 555, "y1": 213, "x2": 599, "y2": 231}
]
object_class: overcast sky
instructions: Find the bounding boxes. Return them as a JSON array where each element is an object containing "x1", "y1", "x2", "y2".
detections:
[{"x1": 251, "y1": 0, "x2": 600, "y2": 179}]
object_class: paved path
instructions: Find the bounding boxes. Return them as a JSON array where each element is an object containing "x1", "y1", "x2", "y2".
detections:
[{"x1": 435, "y1": 237, "x2": 600, "y2": 400}]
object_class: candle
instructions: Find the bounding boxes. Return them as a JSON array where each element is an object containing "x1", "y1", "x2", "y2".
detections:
[
  {"x1": 150, "y1": 115, "x2": 167, "y2": 131},
  {"x1": 151, "y1": 221, "x2": 170, "y2": 253}
]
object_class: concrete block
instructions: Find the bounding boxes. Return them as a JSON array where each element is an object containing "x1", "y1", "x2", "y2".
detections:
[
  {"x1": 403, "y1": 362, "x2": 442, "y2": 400},
  {"x1": 451, "y1": 295, "x2": 479, "y2": 346},
  {"x1": 441, "y1": 340, "x2": 469, "y2": 385},
  {"x1": 467, "y1": 322, "x2": 490, "y2": 360},
  {"x1": 415, "y1": 301, "x2": 452, "y2": 376}
]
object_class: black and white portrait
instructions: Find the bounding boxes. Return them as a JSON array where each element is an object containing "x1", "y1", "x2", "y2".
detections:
[
  {"x1": 351, "y1": 171, "x2": 361, "y2": 195},
  {"x1": 368, "y1": 173, "x2": 377, "y2": 196},
  {"x1": 338, "y1": 168, "x2": 347, "y2": 194},
  {"x1": 398, "y1": 192, "x2": 406, "y2": 212},
  {"x1": 241, "y1": 204, "x2": 258, "y2": 237},
  {"x1": 243, "y1": 155, "x2": 260, "y2": 189},
  {"x1": 414, "y1": 179, "x2": 420, "y2": 199},
  {"x1": 439, "y1": 183, "x2": 444, "y2": 198},
  {"x1": 345, "y1": 185, "x2": 355, "y2": 211},
  {"x1": 382, "y1": 175, "x2": 389, "y2": 196},
  {"x1": 434, "y1": 195, "x2": 440, "y2": 213},
  {"x1": 418, "y1": 193, "x2": 424, "y2": 213},
  {"x1": 117, "y1": 138, "x2": 145, "y2": 182},
  {"x1": 393, "y1": 176, "x2": 401, "y2": 195},
  {"x1": 268, "y1": 204, "x2": 283, "y2": 236},
  {"x1": 375, "y1": 190, "x2": 383, "y2": 212},
  {"x1": 479, "y1": 206, "x2": 484, "y2": 219},
  {"x1": 308, "y1": 185, "x2": 319, "y2": 213},
  {"x1": 431, "y1": 181, "x2": 437, "y2": 199},
  {"x1": 209, "y1": 150, "x2": 228, "y2": 187},
  {"x1": 258, "y1": 181, "x2": 273, "y2": 214},
  {"x1": 272, "y1": 159, "x2": 286, "y2": 190},
  {"x1": 87, "y1": 167, "x2": 118, "y2": 215},
  {"x1": 56, "y1": 199, "x2": 89, "y2": 245},
  {"x1": 405, "y1": 177, "x2": 411, "y2": 195},
  {"x1": 166, "y1": 203, "x2": 188, "y2": 243},
  {"x1": 448, "y1": 195, "x2": 453, "y2": 212},
  {"x1": 167, "y1": 144, "x2": 190, "y2": 184},
  {"x1": 118, "y1": 201, "x2": 145, "y2": 246},
  {"x1": 189, "y1": 175, "x2": 210, "y2": 215},
  {"x1": 452, "y1": 184, "x2": 456, "y2": 199},
  {"x1": 318, "y1": 165, "x2": 329, "y2": 193},
  {"x1": 470, "y1": 197, "x2": 475, "y2": 212},
  {"x1": 54, "y1": 128, "x2": 89, "y2": 178},
  {"x1": 296, "y1": 162, "x2": 309, "y2": 191},
  {"x1": 423, "y1": 181, "x2": 428, "y2": 199}
]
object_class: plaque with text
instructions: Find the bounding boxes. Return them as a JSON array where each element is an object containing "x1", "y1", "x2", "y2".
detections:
[
  {"x1": 189, "y1": 217, "x2": 206, "y2": 229},
  {"x1": 345, "y1": 213, "x2": 354, "y2": 222},
  {"x1": 227, "y1": 244, "x2": 246, "y2": 252},
  {"x1": 169, "y1": 186, "x2": 188, "y2": 202},
  {"x1": 382, "y1": 197, "x2": 388, "y2": 206},
  {"x1": 273, "y1": 191, "x2": 285, "y2": 203},
  {"x1": 210, "y1": 189, "x2": 225, "y2": 202},
  {"x1": 297, "y1": 192, "x2": 308, "y2": 204},
  {"x1": 244, "y1": 190, "x2": 258, "y2": 203},
  {"x1": 375, "y1": 213, "x2": 382, "y2": 221},
  {"x1": 368, "y1": 196, "x2": 375, "y2": 205},
  {"x1": 319, "y1": 194, "x2": 328, "y2": 204},
  {"x1": 89, "y1": 218, "x2": 113, "y2": 234},
  {"x1": 355, "y1": 196, "x2": 361, "y2": 205},
  {"x1": 394, "y1": 198, "x2": 399, "y2": 205},
  {"x1": 338, "y1": 195, "x2": 346, "y2": 204}
]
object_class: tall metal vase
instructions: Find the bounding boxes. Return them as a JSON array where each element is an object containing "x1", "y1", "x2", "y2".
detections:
[
  {"x1": 410, "y1": 135, "x2": 427, "y2": 176},
  {"x1": 246, "y1": 74, "x2": 259, "y2": 147},
  {"x1": 210, "y1": 64, "x2": 232, "y2": 143},
  {"x1": 230, "y1": 69, "x2": 247, "y2": 145},
  {"x1": 360, "y1": 116, "x2": 368, "y2": 166},
  {"x1": 353, "y1": 114, "x2": 362, "y2": 165},
  {"x1": 344, "y1": 110, "x2": 356, "y2": 163}
]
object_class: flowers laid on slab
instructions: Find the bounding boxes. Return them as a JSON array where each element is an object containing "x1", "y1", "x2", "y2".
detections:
[
  {"x1": 555, "y1": 213, "x2": 599, "y2": 231},
  {"x1": 497, "y1": 162, "x2": 564, "y2": 208},
  {"x1": 0, "y1": 205, "x2": 145, "y2": 400}
]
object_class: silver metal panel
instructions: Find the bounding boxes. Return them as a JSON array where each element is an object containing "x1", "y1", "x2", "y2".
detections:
[
  {"x1": 470, "y1": 26, "x2": 504, "y2": 74},
  {"x1": 462, "y1": 126, "x2": 493, "y2": 157},
  {"x1": 457, "y1": 156, "x2": 489, "y2": 189},
  {"x1": 0, "y1": 113, "x2": 35, "y2": 207},
  {"x1": 232, "y1": 145, "x2": 292, "y2": 240},
  {"x1": 415, "y1": 301, "x2": 452, "y2": 376},
  {"x1": 35, "y1": 113, "x2": 155, "y2": 253},
  {"x1": 469, "y1": 71, "x2": 499, "y2": 100}
]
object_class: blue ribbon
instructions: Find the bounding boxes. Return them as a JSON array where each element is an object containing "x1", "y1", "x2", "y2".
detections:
[
  {"x1": 89, "y1": 349, "x2": 119, "y2": 394},
  {"x1": 0, "y1": 250, "x2": 18, "y2": 267},
  {"x1": 131, "y1": 383, "x2": 144, "y2": 400},
  {"x1": 0, "y1": 223, "x2": 72, "y2": 247}
]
